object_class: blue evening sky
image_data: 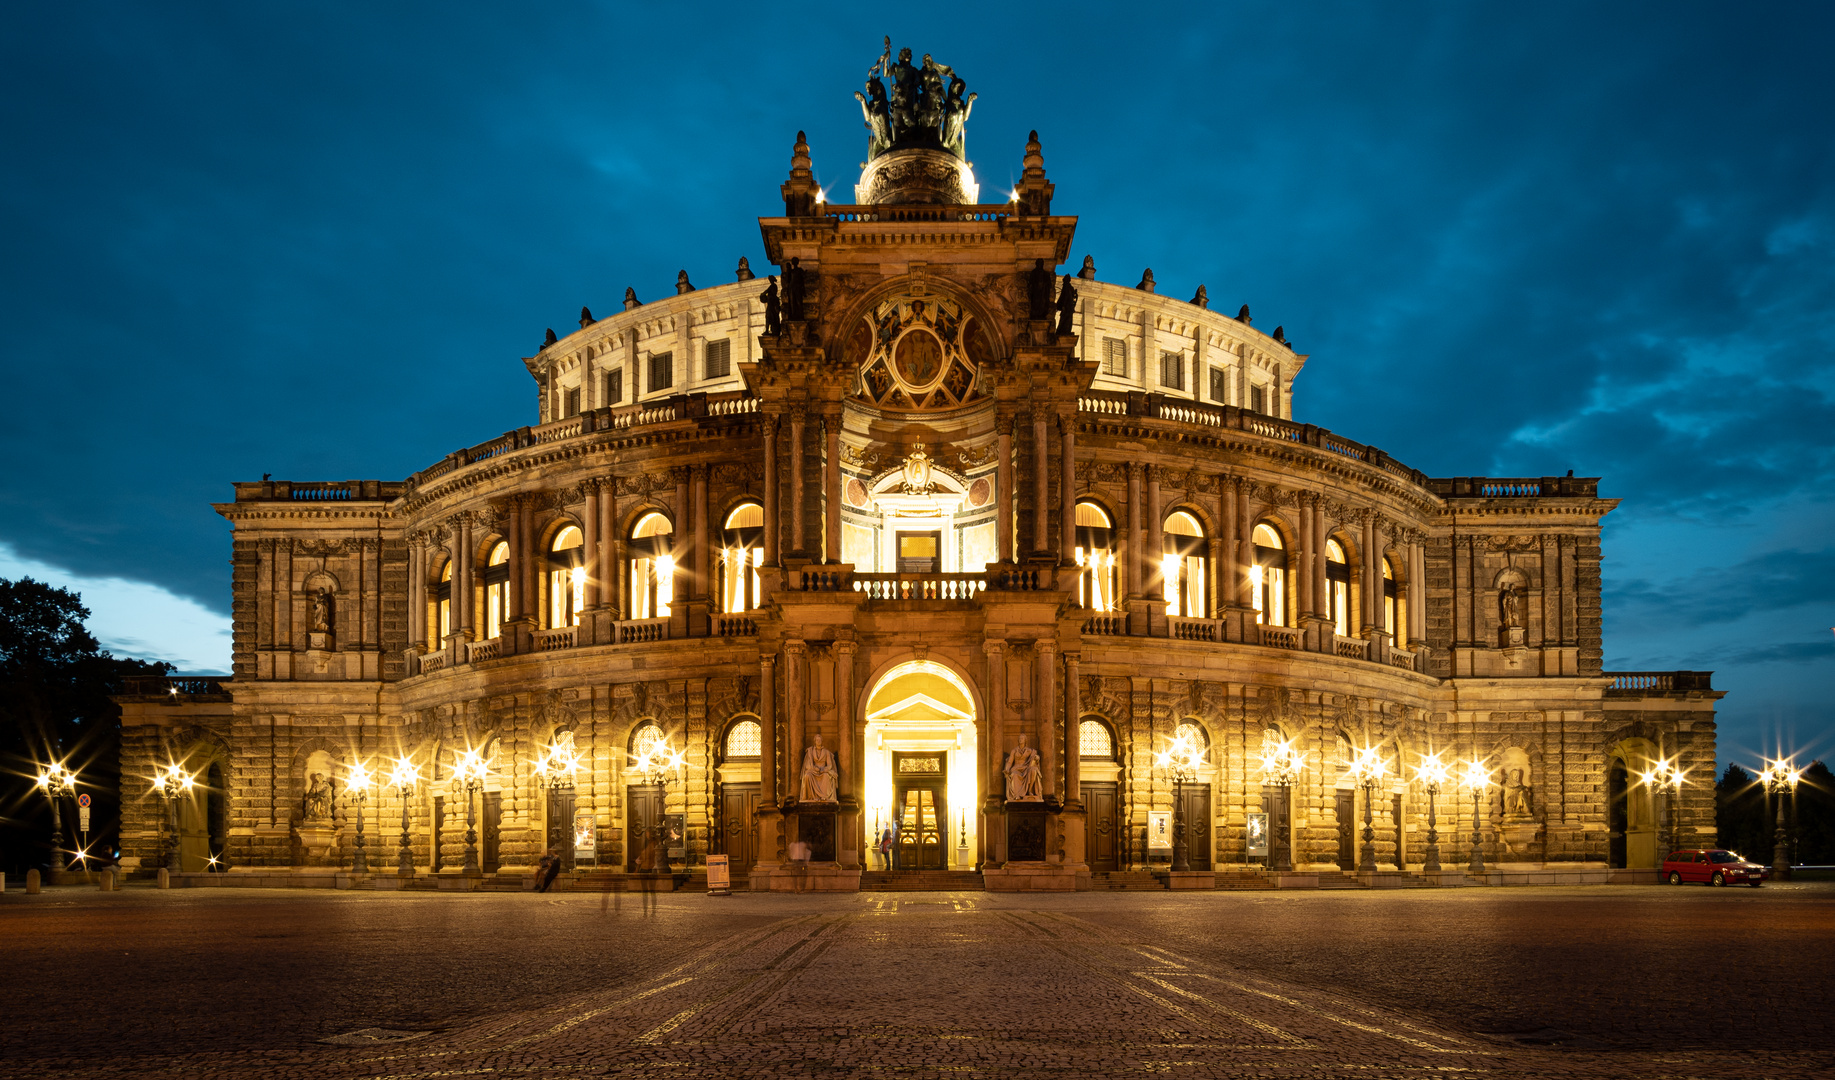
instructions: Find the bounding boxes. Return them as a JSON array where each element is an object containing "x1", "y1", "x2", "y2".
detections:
[{"x1": 3, "y1": 4, "x2": 1831, "y2": 772}]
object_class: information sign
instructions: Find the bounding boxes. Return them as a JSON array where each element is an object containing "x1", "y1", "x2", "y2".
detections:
[
  {"x1": 80, "y1": 807, "x2": 92, "y2": 833},
  {"x1": 1245, "y1": 812, "x2": 1269, "y2": 858},
  {"x1": 1147, "y1": 810, "x2": 1173, "y2": 852},
  {"x1": 572, "y1": 810, "x2": 597, "y2": 861},
  {"x1": 706, "y1": 854, "x2": 730, "y2": 894}
]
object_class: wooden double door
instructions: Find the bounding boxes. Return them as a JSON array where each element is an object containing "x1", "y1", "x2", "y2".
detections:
[
  {"x1": 892, "y1": 752, "x2": 946, "y2": 870},
  {"x1": 1083, "y1": 781, "x2": 1120, "y2": 872},
  {"x1": 1175, "y1": 784, "x2": 1212, "y2": 870},
  {"x1": 627, "y1": 783, "x2": 665, "y2": 871},
  {"x1": 720, "y1": 782, "x2": 761, "y2": 877}
]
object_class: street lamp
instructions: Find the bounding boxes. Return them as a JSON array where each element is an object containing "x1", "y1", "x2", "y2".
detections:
[
  {"x1": 33, "y1": 762, "x2": 78, "y2": 870},
  {"x1": 632, "y1": 735, "x2": 684, "y2": 873},
  {"x1": 1257, "y1": 737, "x2": 1305, "y2": 872},
  {"x1": 345, "y1": 761, "x2": 374, "y2": 873},
  {"x1": 1155, "y1": 731, "x2": 1203, "y2": 873},
  {"x1": 388, "y1": 757, "x2": 421, "y2": 875},
  {"x1": 534, "y1": 740, "x2": 584, "y2": 866},
  {"x1": 454, "y1": 748, "x2": 491, "y2": 874},
  {"x1": 1759, "y1": 758, "x2": 1801, "y2": 881},
  {"x1": 1346, "y1": 746, "x2": 1390, "y2": 872},
  {"x1": 1639, "y1": 759, "x2": 1685, "y2": 859},
  {"x1": 1460, "y1": 759, "x2": 1491, "y2": 874},
  {"x1": 1415, "y1": 752, "x2": 1450, "y2": 872},
  {"x1": 150, "y1": 763, "x2": 196, "y2": 873}
]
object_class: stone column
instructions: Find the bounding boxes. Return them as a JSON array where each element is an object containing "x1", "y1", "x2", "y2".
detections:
[
  {"x1": 504, "y1": 505, "x2": 523, "y2": 625},
  {"x1": 1363, "y1": 514, "x2": 1379, "y2": 634},
  {"x1": 1063, "y1": 652, "x2": 1081, "y2": 806},
  {"x1": 1036, "y1": 638, "x2": 1058, "y2": 800},
  {"x1": 406, "y1": 538, "x2": 424, "y2": 651},
  {"x1": 1125, "y1": 463, "x2": 1143, "y2": 598},
  {"x1": 1411, "y1": 538, "x2": 1426, "y2": 643},
  {"x1": 834, "y1": 638, "x2": 858, "y2": 866},
  {"x1": 693, "y1": 464, "x2": 709, "y2": 600},
  {"x1": 762, "y1": 415, "x2": 779, "y2": 566},
  {"x1": 1297, "y1": 495, "x2": 1314, "y2": 624},
  {"x1": 1031, "y1": 411, "x2": 1050, "y2": 555},
  {"x1": 823, "y1": 409, "x2": 842, "y2": 564},
  {"x1": 981, "y1": 639, "x2": 1006, "y2": 865},
  {"x1": 759, "y1": 655, "x2": 778, "y2": 805},
  {"x1": 1145, "y1": 466, "x2": 1162, "y2": 606},
  {"x1": 784, "y1": 640, "x2": 807, "y2": 794},
  {"x1": 1059, "y1": 412, "x2": 1076, "y2": 563},
  {"x1": 600, "y1": 480, "x2": 618, "y2": 618},
  {"x1": 1235, "y1": 478, "x2": 1254, "y2": 608},
  {"x1": 789, "y1": 408, "x2": 807, "y2": 556},
  {"x1": 996, "y1": 411, "x2": 1015, "y2": 563},
  {"x1": 455, "y1": 514, "x2": 473, "y2": 640},
  {"x1": 521, "y1": 497, "x2": 538, "y2": 623},
  {"x1": 582, "y1": 483, "x2": 601, "y2": 611}
]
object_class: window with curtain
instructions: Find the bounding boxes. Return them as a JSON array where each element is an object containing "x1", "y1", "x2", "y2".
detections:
[
  {"x1": 721, "y1": 503, "x2": 764, "y2": 612},
  {"x1": 629, "y1": 512, "x2": 674, "y2": 619},
  {"x1": 1074, "y1": 501, "x2": 1117, "y2": 612},
  {"x1": 547, "y1": 527, "x2": 585, "y2": 628},
  {"x1": 1325, "y1": 538, "x2": 1350, "y2": 637},
  {"x1": 1162, "y1": 510, "x2": 1206, "y2": 617},
  {"x1": 1251, "y1": 523, "x2": 1287, "y2": 626},
  {"x1": 483, "y1": 542, "x2": 510, "y2": 639}
]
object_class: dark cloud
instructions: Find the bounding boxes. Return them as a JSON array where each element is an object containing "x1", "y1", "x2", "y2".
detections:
[{"x1": 1609, "y1": 548, "x2": 1835, "y2": 624}]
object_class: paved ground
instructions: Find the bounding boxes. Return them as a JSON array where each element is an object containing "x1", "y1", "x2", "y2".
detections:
[{"x1": 3, "y1": 881, "x2": 1832, "y2": 1078}]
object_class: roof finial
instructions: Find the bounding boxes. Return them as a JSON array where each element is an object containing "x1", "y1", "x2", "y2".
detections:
[
  {"x1": 1014, "y1": 129, "x2": 1054, "y2": 215},
  {"x1": 1236, "y1": 304, "x2": 1252, "y2": 325},
  {"x1": 1190, "y1": 285, "x2": 1209, "y2": 309},
  {"x1": 1078, "y1": 255, "x2": 1096, "y2": 280},
  {"x1": 735, "y1": 256, "x2": 755, "y2": 281},
  {"x1": 579, "y1": 306, "x2": 595, "y2": 329},
  {"x1": 676, "y1": 270, "x2": 695, "y2": 294},
  {"x1": 623, "y1": 287, "x2": 641, "y2": 311},
  {"x1": 542, "y1": 328, "x2": 558, "y2": 349},
  {"x1": 1136, "y1": 268, "x2": 1156, "y2": 293}
]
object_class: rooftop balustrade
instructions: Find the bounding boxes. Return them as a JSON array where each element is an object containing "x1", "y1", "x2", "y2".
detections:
[
  {"x1": 121, "y1": 676, "x2": 230, "y2": 698},
  {"x1": 1605, "y1": 671, "x2": 1714, "y2": 693}
]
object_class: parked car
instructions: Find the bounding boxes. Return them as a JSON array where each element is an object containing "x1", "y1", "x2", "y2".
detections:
[{"x1": 1662, "y1": 849, "x2": 1769, "y2": 887}]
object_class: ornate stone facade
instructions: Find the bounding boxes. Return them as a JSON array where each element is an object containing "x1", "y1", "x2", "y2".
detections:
[{"x1": 117, "y1": 69, "x2": 1721, "y2": 888}]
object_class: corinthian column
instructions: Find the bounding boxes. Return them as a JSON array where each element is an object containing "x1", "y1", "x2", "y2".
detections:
[
  {"x1": 996, "y1": 411, "x2": 1015, "y2": 563},
  {"x1": 582, "y1": 483, "x2": 601, "y2": 611},
  {"x1": 762, "y1": 414, "x2": 779, "y2": 566},
  {"x1": 790, "y1": 407, "x2": 807, "y2": 556},
  {"x1": 1031, "y1": 411, "x2": 1050, "y2": 555},
  {"x1": 759, "y1": 654, "x2": 778, "y2": 805},
  {"x1": 1059, "y1": 412, "x2": 1076, "y2": 563},
  {"x1": 1063, "y1": 652, "x2": 1081, "y2": 807},
  {"x1": 823, "y1": 408, "x2": 842, "y2": 564},
  {"x1": 1036, "y1": 637, "x2": 1058, "y2": 800}
]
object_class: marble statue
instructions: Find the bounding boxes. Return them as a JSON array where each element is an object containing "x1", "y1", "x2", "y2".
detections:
[
  {"x1": 799, "y1": 734, "x2": 838, "y2": 803},
  {"x1": 1005, "y1": 733, "x2": 1043, "y2": 802},
  {"x1": 310, "y1": 588, "x2": 332, "y2": 634},
  {"x1": 1500, "y1": 583, "x2": 1524, "y2": 629},
  {"x1": 301, "y1": 772, "x2": 334, "y2": 821}
]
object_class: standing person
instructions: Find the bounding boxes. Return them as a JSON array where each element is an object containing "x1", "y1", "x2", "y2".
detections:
[
  {"x1": 889, "y1": 816, "x2": 901, "y2": 872},
  {"x1": 538, "y1": 846, "x2": 562, "y2": 893},
  {"x1": 637, "y1": 831, "x2": 659, "y2": 915},
  {"x1": 876, "y1": 829, "x2": 892, "y2": 870}
]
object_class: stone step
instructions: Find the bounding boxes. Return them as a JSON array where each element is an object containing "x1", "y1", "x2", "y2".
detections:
[
  {"x1": 859, "y1": 871, "x2": 985, "y2": 891},
  {"x1": 1088, "y1": 872, "x2": 1167, "y2": 891}
]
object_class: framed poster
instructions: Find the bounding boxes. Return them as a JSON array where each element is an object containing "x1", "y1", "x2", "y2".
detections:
[
  {"x1": 664, "y1": 814, "x2": 686, "y2": 860},
  {"x1": 1245, "y1": 812, "x2": 1269, "y2": 858},
  {"x1": 1147, "y1": 809, "x2": 1173, "y2": 852},
  {"x1": 572, "y1": 810, "x2": 597, "y2": 862}
]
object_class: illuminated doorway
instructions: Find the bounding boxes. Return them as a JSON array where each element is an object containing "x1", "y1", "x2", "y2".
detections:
[{"x1": 863, "y1": 661, "x2": 979, "y2": 870}]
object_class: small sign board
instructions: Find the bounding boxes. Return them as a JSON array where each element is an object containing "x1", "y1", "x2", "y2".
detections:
[
  {"x1": 76, "y1": 793, "x2": 92, "y2": 808},
  {"x1": 572, "y1": 810, "x2": 597, "y2": 861},
  {"x1": 706, "y1": 854, "x2": 730, "y2": 893},
  {"x1": 1147, "y1": 810, "x2": 1173, "y2": 852},
  {"x1": 1245, "y1": 812, "x2": 1269, "y2": 858},
  {"x1": 664, "y1": 814, "x2": 686, "y2": 860},
  {"x1": 79, "y1": 807, "x2": 92, "y2": 833}
]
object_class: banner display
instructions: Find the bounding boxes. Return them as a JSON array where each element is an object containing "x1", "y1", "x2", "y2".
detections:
[
  {"x1": 1245, "y1": 812, "x2": 1269, "y2": 858},
  {"x1": 1147, "y1": 810, "x2": 1173, "y2": 852},
  {"x1": 572, "y1": 810, "x2": 597, "y2": 861}
]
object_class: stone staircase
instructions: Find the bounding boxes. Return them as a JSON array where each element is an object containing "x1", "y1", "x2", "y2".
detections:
[
  {"x1": 858, "y1": 870, "x2": 985, "y2": 891},
  {"x1": 1086, "y1": 871, "x2": 1167, "y2": 891},
  {"x1": 1214, "y1": 871, "x2": 1278, "y2": 890}
]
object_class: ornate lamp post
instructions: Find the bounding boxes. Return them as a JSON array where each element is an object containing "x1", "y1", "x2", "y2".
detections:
[
  {"x1": 151, "y1": 763, "x2": 196, "y2": 873},
  {"x1": 1460, "y1": 759, "x2": 1490, "y2": 874},
  {"x1": 344, "y1": 761, "x2": 374, "y2": 873},
  {"x1": 1256, "y1": 737, "x2": 1305, "y2": 873},
  {"x1": 1759, "y1": 758, "x2": 1801, "y2": 881},
  {"x1": 388, "y1": 757, "x2": 421, "y2": 875},
  {"x1": 632, "y1": 736, "x2": 684, "y2": 872},
  {"x1": 1155, "y1": 731, "x2": 1203, "y2": 873},
  {"x1": 1415, "y1": 752, "x2": 1450, "y2": 872},
  {"x1": 33, "y1": 762, "x2": 78, "y2": 870},
  {"x1": 454, "y1": 749, "x2": 490, "y2": 874},
  {"x1": 1346, "y1": 746, "x2": 1390, "y2": 873},
  {"x1": 1640, "y1": 759, "x2": 1685, "y2": 860},
  {"x1": 534, "y1": 740, "x2": 584, "y2": 864}
]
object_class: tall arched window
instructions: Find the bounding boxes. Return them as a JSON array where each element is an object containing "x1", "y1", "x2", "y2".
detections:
[
  {"x1": 721, "y1": 503, "x2": 764, "y2": 613},
  {"x1": 1075, "y1": 501, "x2": 1117, "y2": 612},
  {"x1": 1383, "y1": 556, "x2": 1399, "y2": 643},
  {"x1": 1325, "y1": 538, "x2": 1350, "y2": 637},
  {"x1": 1251, "y1": 523, "x2": 1287, "y2": 626},
  {"x1": 629, "y1": 513, "x2": 674, "y2": 620},
  {"x1": 436, "y1": 560, "x2": 452, "y2": 641},
  {"x1": 724, "y1": 718, "x2": 761, "y2": 759},
  {"x1": 483, "y1": 541, "x2": 510, "y2": 639},
  {"x1": 547, "y1": 526, "x2": 584, "y2": 629},
  {"x1": 1162, "y1": 511, "x2": 1207, "y2": 617}
]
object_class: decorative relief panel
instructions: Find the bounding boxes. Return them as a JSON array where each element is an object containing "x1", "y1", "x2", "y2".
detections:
[{"x1": 846, "y1": 292, "x2": 991, "y2": 410}]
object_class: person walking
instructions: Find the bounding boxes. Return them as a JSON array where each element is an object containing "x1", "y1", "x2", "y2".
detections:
[
  {"x1": 536, "y1": 846, "x2": 563, "y2": 893},
  {"x1": 875, "y1": 829, "x2": 892, "y2": 871},
  {"x1": 637, "y1": 832, "x2": 659, "y2": 915}
]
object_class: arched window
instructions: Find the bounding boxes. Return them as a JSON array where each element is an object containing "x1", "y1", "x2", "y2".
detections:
[
  {"x1": 1175, "y1": 721, "x2": 1211, "y2": 763},
  {"x1": 1383, "y1": 556, "x2": 1399, "y2": 643},
  {"x1": 1075, "y1": 501, "x2": 1117, "y2": 612},
  {"x1": 721, "y1": 503, "x2": 764, "y2": 613},
  {"x1": 547, "y1": 526, "x2": 584, "y2": 628},
  {"x1": 436, "y1": 560, "x2": 452, "y2": 641},
  {"x1": 1325, "y1": 538, "x2": 1350, "y2": 637},
  {"x1": 724, "y1": 718, "x2": 761, "y2": 759},
  {"x1": 483, "y1": 541, "x2": 510, "y2": 640},
  {"x1": 629, "y1": 513, "x2": 674, "y2": 620},
  {"x1": 1162, "y1": 511, "x2": 1206, "y2": 617},
  {"x1": 630, "y1": 721, "x2": 666, "y2": 767},
  {"x1": 1251, "y1": 523, "x2": 1287, "y2": 626},
  {"x1": 1079, "y1": 718, "x2": 1115, "y2": 760}
]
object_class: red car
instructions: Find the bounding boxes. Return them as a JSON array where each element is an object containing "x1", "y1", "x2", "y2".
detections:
[{"x1": 1662, "y1": 849, "x2": 1770, "y2": 887}]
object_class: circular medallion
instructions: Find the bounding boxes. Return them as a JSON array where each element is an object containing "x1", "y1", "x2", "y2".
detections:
[
  {"x1": 968, "y1": 478, "x2": 990, "y2": 507},
  {"x1": 894, "y1": 329, "x2": 945, "y2": 389},
  {"x1": 846, "y1": 478, "x2": 870, "y2": 507}
]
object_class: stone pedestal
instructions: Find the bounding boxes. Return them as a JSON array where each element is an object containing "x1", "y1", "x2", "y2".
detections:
[
  {"x1": 294, "y1": 823, "x2": 338, "y2": 867},
  {"x1": 1006, "y1": 802, "x2": 1048, "y2": 862},
  {"x1": 1494, "y1": 819, "x2": 1544, "y2": 865},
  {"x1": 791, "y1": 804, "x2": 838, "y2": 863}
]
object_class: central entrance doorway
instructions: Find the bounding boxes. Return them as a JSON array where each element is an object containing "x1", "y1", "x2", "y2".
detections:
[{"x1": 863, "y1": 660, "x2": 979, "y2": 870}]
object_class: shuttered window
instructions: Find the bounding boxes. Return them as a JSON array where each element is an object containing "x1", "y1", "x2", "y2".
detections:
[
  {"x1": 648, "y1": 351, "x2": 673, "y2": 393},
  {"x1": 1209, "y1": 366, "x2": 1228, "y2": 403},
  {"x1": 604, "y1": 368, "x2": 623, "y2": 405},
  {"x1": 1103, "y1": 338, "x2": 1127, "y2": 377},
  {"x1": 704, "y1": 338, "x2": 731, "y2": 379},
  {"x1": 1160, "y1": 351, "x2": 1184, "y2": 390}
]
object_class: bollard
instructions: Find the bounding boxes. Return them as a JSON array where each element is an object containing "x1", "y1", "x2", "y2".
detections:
[
  {"x1": 157, "y1": 868, "x2": 170, "y2": 889},
  {"x1": 100, "y1": 870, "x2": 115, "y2": 892},
  {"x1": 26, "y1": 869, "x2": 42, "y2": 894}
]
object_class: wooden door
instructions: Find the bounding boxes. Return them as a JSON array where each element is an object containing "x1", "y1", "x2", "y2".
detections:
[
  {"x1": 627, "y1": 784, "x2": 664, "y2": 871},
  {"x1": 895, "y1": 787, "x2": 944, "y2": 870},
  {"x1": 1178, "y1": 784, "x2": 1212, "y2": 870},
  {"x1": 1391, "y1": 793, "x2": 1406, "y2": 870},
  {"x1": 431, "y1": 795, "x2": 445, "y2": 871},
  {"x1": 1334, "y1": 789, "x2": 1356, "y2": 870},
  {"x1": 1261, "y1": 784, "x2": 1292, "y2": 869},
  {"x1": 545, "y1": 788, "x2": 576, "y2": 871},
  {"x1": 481, "y1": 791, "x2": 503, "y2": 873},
  {"x1": 1083, "y1": 781, "x2": 1119, "y2": 872},
  {"x1": 721, "y1": 783, "x2": 760, "y2": 876}
]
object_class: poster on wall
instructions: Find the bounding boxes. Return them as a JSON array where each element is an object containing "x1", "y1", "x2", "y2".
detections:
[
  {"x1": 1245, "y1": 812, "x2": 1269, "y2": 858},
  {"x1": 664, "y1": 814, "x2": 686, "y2": 860},
  {"x1": 1147, "y1": 810, "x2": 1172, "y2": 852},
  {"x1": 573, "y1": 810, "x2": 597, "y2": 863}
]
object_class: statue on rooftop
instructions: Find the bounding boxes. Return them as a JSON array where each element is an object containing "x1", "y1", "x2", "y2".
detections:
[
  {"x1": 783, "y1": 257, "x2": 808, "y2": 322},
  {"x1": 760, "y1": 277, "x2": 782, "y2": 337},
  {"x1": 854, "y1": 80, "x2": 893, "y2": 160},
  {"x1": 1055, "y1": 276, "x2": 1078, "y2": 336},
  {"x1": 1027, "y1": 259, "x2": 1054, "y2": 321},
  {"x1": 860, "y1": 38, "x2": 973, "y2": 160},
  {"x1": 941, "y1": 75, "x2": 976, "y2": 160}
]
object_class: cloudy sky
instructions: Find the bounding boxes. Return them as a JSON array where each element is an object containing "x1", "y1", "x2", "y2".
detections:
[{"x1": 3, "y1": 4, "x2": 1830, "y2": 770}]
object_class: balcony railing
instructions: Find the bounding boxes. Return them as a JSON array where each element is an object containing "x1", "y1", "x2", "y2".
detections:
[
  {"x1": 853, "y1": 574, "x2": 987, "y2": 601},
  {"x1": 467, "y1": 638, "x2": 502, "y2": 663},
  {"x1": 533, "y1": 626, "x2": 576, "y2": 652},
  {"x1": 1259, "y1": 625, "x2": 1302, "y2": 650},
  {"x1": 616, "y1": 618, "x2": 669, "y2": 644},
  {"x1": 1170, "y1": 616, "x2": 1222, "y2": 642},
  {"x1": 1334, "y1": 635, "x2": 1370, "y2": 660},
  {"x1": 1082, "y1": 613, "x2": 1126, "y2": 636},
  {"x1": 1605, "y1": 671, "x2": 1714, "y2": 692},
  {"x1": 714, "y1": 614, "x2": 757, "y2": 637}
]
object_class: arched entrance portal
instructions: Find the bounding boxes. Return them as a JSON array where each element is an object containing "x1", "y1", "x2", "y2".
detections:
[{"x1": 863, "y1": 661, "x2": 978, "y2": 871}]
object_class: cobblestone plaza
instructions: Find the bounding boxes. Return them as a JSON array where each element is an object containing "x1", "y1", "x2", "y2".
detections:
[{"x1": 4, "y1": 885, "x2": 1832, "y2": 1078}]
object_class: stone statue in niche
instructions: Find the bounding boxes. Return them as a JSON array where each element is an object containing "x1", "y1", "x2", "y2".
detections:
[
  {"x1": 310, "y1": 588, "x2": 333, "y2": 634},
  {"x1": 301, "y1": 772, "x2": 334, "y2": 821},
  {"x1": 1026, "y1": 259, "x2": 1054, "y2": 321},
  {"x1": 1504, "y1": 767, "x2": 1533, "y2": 818},
  {"x1": 1499, "y1": 583, "x2": 1524, "y2": 629},
  {"x1": 1005, "y1": 733, "x2": 1043, "y2": 802},
  {"x1": 799, "y1": 733, "x2": 838, "y2": 803},
  {"x1": 783, "y1": 257, "x2": 808, "y2": 322}
]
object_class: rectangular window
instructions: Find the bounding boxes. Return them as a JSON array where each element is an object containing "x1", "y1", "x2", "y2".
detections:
[
  {"x1": 1103, "y1": 338, "x2": 1127, "y2": 377},
  {"x1": 564, "y1": 387, "x2": 581, "y2": 418},
  {"x1": 648, "y1": 351, "x2": 673, "y2": 393},
  {"x1": 1159, "y1": 351, "x2": 1184, "y2": 390},
  {"x1": 703, "y1": 338, "x2": 731, "y2": 379},
  {"x1": 1209, "y1": 366, "x2": 1229, "y2": 403},
  {"x1": 604, "y1": 368, "x2": 623, "y2": 405},
  {"x1": 1249, "y1": 385, "x2": 1266, "y2": 414}
]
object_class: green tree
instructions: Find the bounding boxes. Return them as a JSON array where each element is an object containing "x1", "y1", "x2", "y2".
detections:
[{"x1": 1, "y1": 576, "x2": 170, "y2": 877}]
